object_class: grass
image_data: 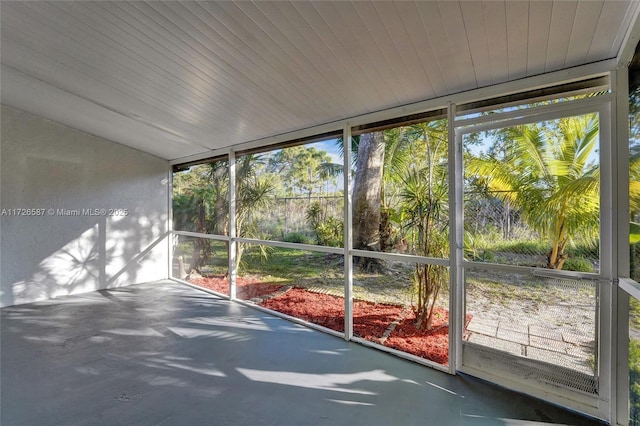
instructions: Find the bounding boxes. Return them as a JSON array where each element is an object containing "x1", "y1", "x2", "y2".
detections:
[
  {"x1": 240, "y1": 246, "x2": 332, "y2": 277},
  {"x1": 467, "y1": 236, "x2": 599, "y2": 270},
  {"x1": 174, "y1": 240, "x2": 229, "y2": 275},
  {"x1": 465, "y1": 268, "x2": 596, "y2": 308},
  {"x1": 179, "y1": 237, "x2": 597, "y2": 309}
]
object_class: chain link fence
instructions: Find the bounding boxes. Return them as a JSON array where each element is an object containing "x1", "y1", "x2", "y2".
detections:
[{"x1": 464, "y1": 190, "x2": 599, "y2": 273}]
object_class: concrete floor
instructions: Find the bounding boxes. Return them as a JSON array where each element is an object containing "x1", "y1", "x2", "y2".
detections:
[{"x1": 1, "y1": 280, "x2": 605, "y2": 426}]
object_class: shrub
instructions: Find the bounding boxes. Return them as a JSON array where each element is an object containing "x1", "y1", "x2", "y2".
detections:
[
  {"x1": 284, "y1": 232, "x2": 314, "y2": 245},
  {"x1": 563, "y1": 257, "x2": 594, "y2": 273},
  {"x1": 306, "y1": 201, "x2": 343, "y2": 247},
  {"x1": 313, "y1": 217, "x2": 343, "y2": 247}
]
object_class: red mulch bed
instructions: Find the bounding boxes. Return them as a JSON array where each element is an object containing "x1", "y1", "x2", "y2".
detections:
[
  {"x1": 354, "y1": 299, "x2": 404, "y2": 340},
  {"x1": 189, "y1": 275, "x2": 284, "y2": 300},
  {"x1": 260, "y1": 287, "x2": 459, "y2": 365},
  {"x1": 386, "y1": 308, "x2": 450, "y2": 365},
  {"x1": 261, "y1": 288, "x2": 346, "y2": 331},
  {"x1": 188, "y1": 278, "x2": 467, "y2": 365}
]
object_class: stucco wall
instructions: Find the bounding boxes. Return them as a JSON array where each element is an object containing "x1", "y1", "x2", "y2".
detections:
[{"x1": 1, "y1": 105, "x2": 169, "y2": 307}]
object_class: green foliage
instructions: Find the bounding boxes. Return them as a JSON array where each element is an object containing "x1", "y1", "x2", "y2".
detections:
[
  {"x1": 240, "y1": 247, "x2": 329, "y2": 280},
  {"x1": 392, "y1": 121, "x2": 450, "y2": 330},
  {"x1": 171, "y1": 156, "x2": 277, "y2": 272},
  {"x1": 266, "y1": 145, "x2": 340, "y2": 197},
  {"x1": 314, "y1": 217, "x2": 344, "y2": 247},
  {"x1": 306, "y1": 201, "x2": 343, "y2": 247},
  {"x1": 468, "y1": 114, "x2": 600, "y2": 270},
  {"x1": 492, "y1": 239, "x2": 548, "y2": 254},
  {"x1": 562, "y1": 257, "x2": 594, "y2": 273},
  {"x1": 283, "y1": 232, "x2": 314, "y2": 245},
  {"x1": 632, "y1": 222, "x2": 640, "y2": 245}
]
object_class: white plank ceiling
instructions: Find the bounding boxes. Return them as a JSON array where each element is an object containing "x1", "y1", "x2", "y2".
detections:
[{"x1": 1, "y1": 1, "x2": 638, "y2": 161}]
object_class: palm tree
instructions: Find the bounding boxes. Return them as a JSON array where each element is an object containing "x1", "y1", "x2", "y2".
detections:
[
  {"x1": 468, "y1": 114, "x2": 600, "y2": 270},
  {"x1": 173, "y1": 163, "x2": 223, "y2": 272},
  {"x1": 396, "y1": 120, "x2": 449, "y2": 330},
  {"x1": 234, "y1": 154, "x2": 275, "y2": 270},
  {"x1": 172, "y1": 155, "x2": 274, "y2": 274}
]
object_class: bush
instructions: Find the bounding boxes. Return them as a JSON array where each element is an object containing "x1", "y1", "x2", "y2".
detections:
[
  {"x1": 283, "y1": 232, "x2": 314, "y2": 244},
  {"x1": 313, "y1": 217, "x2": 343, "y2": 247},
  {"x1": 306, "y1": 201, "x2": 343, "y2": 247},
  {"x1": 563, "y1": 257, "x2": 594, "y2": 273}
]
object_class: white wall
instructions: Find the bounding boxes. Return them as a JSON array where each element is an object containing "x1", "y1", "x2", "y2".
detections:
[{"x1": 1, "y1": 105, "x2": 169, "y2": 307}]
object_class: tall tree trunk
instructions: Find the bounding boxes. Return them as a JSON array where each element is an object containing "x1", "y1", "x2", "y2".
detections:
[
  {"x1": 352, "y1": 132, "x2": 385, "y2": 271},
  {"x1": 379, "y1": 208, "x2": 393, "y2": 253},
  {"x1": 213, "y1": 166, "x2": 227, "y2": 236},
  {"x1": 191, "y1": 198, "x2": 208, "y2": 272}
]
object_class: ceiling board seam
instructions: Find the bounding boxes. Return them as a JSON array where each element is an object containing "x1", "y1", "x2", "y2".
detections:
[
  {"x1": 125, "y1": 1, "x2": 294, "y2": 129},
  {"x1": 2, "y1": 4, "x2": 222, "y2": 140},
  {"x1": 388, "y1": 1, "x2": 437, "y2": 98},
  {"x1": 526, "y1": 1, "x2": 553, "y2": 77},
  {"x1": 289, "y1": 1, "x2": 375, "y2": 102},
  {"x1": 2, "y1": 64, "x2": 212, "y2": 152},
  {"x1": 459, "y1": 1, "x2": 480, "y2": 88},
  {"x1": 183, "y1": 2, "x2": 302, "y2": 127},
  {"x1": 417, "y1": 2, "x2": 460, "y2": 94},
  {"x1": 410, "y1": 2, "x2": 448, "y2": 95},
  {"x1": 306, "y1": 1, "x2": 377, "y2": 98},
  {"x1": 332, "y1": 1, "x2": 404, "y2": 106},
  {"x1": 541, "y1": 2, "x2": 554, "y2": 74},
  {"x1": 93, "y1": 2, "x2": 234, "y2": 103},
  {"x1": 482, "y1": 1, "x2": 509, "y2": 86},
  {"x1": 359, "y1": 2, "x2": 416, "y2": 101},
  {"x1": 128, "y1": 1, "x2": 304, "y2": 133},
  {"x1": 308, "y1": 1, "x2": 396, "y2": 106},
  {"x1": 235, "y1": 0, "x2": 339, "y2": 116},
  {"x1": 66, "y1": 1, "x2": 257, "y2": 127},
  {"x1": 272, "y1": 2, "x2": 362, "y2": 112},
  {"x1": 379, "y1": 2, "x2": 434, "y2": 100},
  {"x1": 195, "y1": 1, "x2": 331, "y2": 124},
  {"x1": 252, "y1": 1, "x2": 356, "y2": 112},
  {"x1": 439, "y1": 1, "x2": 476, "y2": 91},
  {"x1": 543, "y1": 1, "x2": 576, "y2": 74},
  {"x1": 152, "y1": 1, "x2": 296, "y2": 131},
  {"x1": 213, "y1": 0, "x2": 330, "y2": 116},
  {"x1": 584, "y1": 1, "x2": 606, "y2": 64},
  {"x1": 435, "y1": 1, "x2": 466, "y2": 92},
  {"x1": 565, "y1": 1, "x2": 604, "y2": 69},
  {"x1": 564, "y1": 1, "x2": 582, "y2": 70}
]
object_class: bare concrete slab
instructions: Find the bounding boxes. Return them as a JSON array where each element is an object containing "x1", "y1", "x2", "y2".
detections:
[{"x1": 1, "y1": 281, "x2": 605, "y2": 426}]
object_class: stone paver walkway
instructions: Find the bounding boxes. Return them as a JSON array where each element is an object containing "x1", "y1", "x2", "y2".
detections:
[{"x1": 464, "y1": 317, "x2": 595, "y2": 375}]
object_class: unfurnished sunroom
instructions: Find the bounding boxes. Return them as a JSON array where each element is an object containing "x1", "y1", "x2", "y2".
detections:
[{"x1": 2, "y1": 1, "x2": 640, "y2": 425}]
